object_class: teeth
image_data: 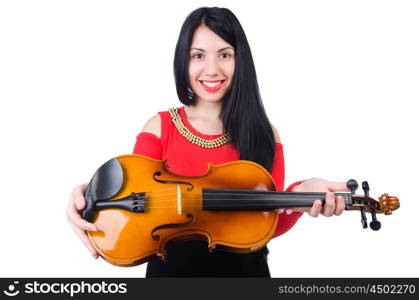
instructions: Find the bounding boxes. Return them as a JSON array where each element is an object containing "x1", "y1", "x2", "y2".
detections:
[{"x1": 202, "y1": 81, "x2": 222, "y2": 87}]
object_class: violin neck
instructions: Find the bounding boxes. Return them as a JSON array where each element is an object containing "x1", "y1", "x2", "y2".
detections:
[{"x1": 202, "y1": 188, "x2": 353, "y2": 211}]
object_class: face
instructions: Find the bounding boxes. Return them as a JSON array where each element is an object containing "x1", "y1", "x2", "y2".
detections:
[{"x1": 188, "y1": 24, "x2": 235, "y2": 104}]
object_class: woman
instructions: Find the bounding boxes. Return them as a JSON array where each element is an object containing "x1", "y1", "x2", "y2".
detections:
[{"x1": 66, "y1": 7, "x2": 348, "y2": 277}]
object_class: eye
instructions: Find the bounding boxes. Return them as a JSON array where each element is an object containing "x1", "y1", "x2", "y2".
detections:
[
  {"x1": 191, "y1": 53, "x2": 203, "y2": 59},
  {"x1": 220, "y1": 53, "x2": 232, "y2": 59}
]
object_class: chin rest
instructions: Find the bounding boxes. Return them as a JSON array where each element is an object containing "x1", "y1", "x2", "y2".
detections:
[{"x1": 83, "y1": 158, "x2": 124, "y2": 222}]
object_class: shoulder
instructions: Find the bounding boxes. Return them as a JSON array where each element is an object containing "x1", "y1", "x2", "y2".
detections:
[
  {"x1": 141, "y1": 114, "x2": 161, "y2": 139},
  {"x1": 270, "y1": 124, "x2": 281, "y2": 143}
]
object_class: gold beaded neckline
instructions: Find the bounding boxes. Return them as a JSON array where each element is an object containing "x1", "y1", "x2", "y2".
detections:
[{"x1": 169, "y1": 107, "x2": 231, "y2": 148}]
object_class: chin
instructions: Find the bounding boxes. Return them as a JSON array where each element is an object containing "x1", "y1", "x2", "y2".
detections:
[
  {"x1": 196, "y1": 90, "x2": 228, "y2": 103},
  {"x1": 196, "y1": 95, "x2": 225, "y2": 103}
]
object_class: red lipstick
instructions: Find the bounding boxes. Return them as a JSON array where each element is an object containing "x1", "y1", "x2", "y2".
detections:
[{"x1": 199, "y1": 80, "x2": 225, "y2": 93}]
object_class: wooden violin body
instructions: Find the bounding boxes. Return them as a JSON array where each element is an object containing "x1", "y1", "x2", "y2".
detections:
[{"x1": 86, "y1": 154, "x2": 280, "y2": 267}]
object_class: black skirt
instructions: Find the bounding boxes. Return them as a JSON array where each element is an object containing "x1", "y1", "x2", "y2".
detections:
[{"x1": 145, "y1": 240, "x2": 270, "y2": 277}]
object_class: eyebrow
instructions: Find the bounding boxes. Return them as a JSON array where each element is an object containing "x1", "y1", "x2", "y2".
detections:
[{"x1": 190, "y1": 47, "x2": 234, "y2": 52}]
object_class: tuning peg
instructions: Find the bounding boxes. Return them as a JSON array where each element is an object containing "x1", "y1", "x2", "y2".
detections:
[
  {"x1": 346, "y1": 179, "x2": 358, "y2": 195},
  {"x1": 370, "y1": 221, "x2": 381, "y2": 231},
  {"x1": 362, "y1": 181, "x2": 370, "y2": 197},
  {"x1": 369, "y1": 210, "x2": 381, "y2": 231},
  {"x1": 360, "y1": 208, "x2": 368, "y2": 229}
]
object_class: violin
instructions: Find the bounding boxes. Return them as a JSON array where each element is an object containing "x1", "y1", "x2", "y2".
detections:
[{"x1": 83, "y1": 154, "x2": 400, "y2": 267}]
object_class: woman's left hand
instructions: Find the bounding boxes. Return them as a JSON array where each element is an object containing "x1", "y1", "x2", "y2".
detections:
[{"x1": 286, "y1": 177, "x2": 350, "y2": 217}]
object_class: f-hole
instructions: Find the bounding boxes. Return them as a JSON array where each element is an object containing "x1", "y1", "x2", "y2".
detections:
[
  {"x1": 151, "y1": 214, "x2": 195, "y2": 241},
  {"x1": 153, "y1": 171, "x2": 194, "y2": 191}
]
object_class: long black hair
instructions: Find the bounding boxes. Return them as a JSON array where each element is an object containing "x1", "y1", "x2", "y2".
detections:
[{"x1": 174, "y1": 7, "x2": 276, "y2": 172}]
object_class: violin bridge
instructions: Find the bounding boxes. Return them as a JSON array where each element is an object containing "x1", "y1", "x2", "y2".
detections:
[{"x1": 177, "y1": 184, "x2": 182, "y2": 215}]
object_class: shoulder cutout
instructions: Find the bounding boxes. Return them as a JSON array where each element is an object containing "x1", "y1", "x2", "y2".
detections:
[
  {"x1": 271, "y1": 124, "x2": 281, "y2": 143},
  {"x1": 141, "y1": 114, "x2": 161, "y2": 139}
]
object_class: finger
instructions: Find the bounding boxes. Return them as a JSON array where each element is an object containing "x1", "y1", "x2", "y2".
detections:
[
  {"x1": 68, "y1": 212, "x2": 97, "y2": 231},
  {"x1": 334, "y1": 195, "x2": 345, "y2": 216},
  {"x1": 67, "y1": 195, "x2": 86, "y2": 216},
  {"x1": 75, "y1": 195, "x2": 86, "y2": 211},
  {"x1": 80, "y1": 183, "x2": 88, "y2": 193},
  {"x1": 326, "y1": 181, "x2": 351, "y2": 192},
  {"x1": 70, "y1": 185, "x2": 87, "y2": 208},
  {"x1": 322, "y1": 192, "x2": 335, "y2": 217},
  {"x1": 72, "y1": 226, "x2": 98, "y2": 258},
  {"x1": 309, "y1": 200, "x2": 322, "y2": 217},
  {"x1": 71, "y1": 225, "x2": 99, "y2": 258},
  {"x1": 71, "y1": 184, "x2": 88, "y2": 211}
]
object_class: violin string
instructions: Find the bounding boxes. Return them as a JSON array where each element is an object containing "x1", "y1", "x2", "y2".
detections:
[
  {"x1": 141, "y1": 187, "x2": 178, "y2": 194},
  {"x1": 140, "y1": 197, "x2": 325, "y2": 206},
  {"x1": 142, "y1": 190, "x2": 343, "y2": 198},
  {"x1": 140, "y1": 193, "x2": 349, "y2": 204},
  {"x1": 112, "y1": 189, "x2": 349, "y2": 209},
  {"x1": 144, "y1": 204, "x2": 290, "y2": 209},
  {"x1": 140, "y1": 193, "x2": 349, "y2": 209},
  {"x1": 144, "y1": 189, "x2": 348, "y2": 196},
  {"x1": 105, "y1": 192, "x2": 350, "y2": 209},
  {"x1": 145, "y1": 202, "x2": 331, "y2": 209},
  {"x1": 123, "y1": 187, "x2": 349, "y2": 200},
  {"x1": 138, "y1": 197, "x2": 324, "y2": 209},
  {"x1": 143, "y1": 196, "x2": 330, "y2": 203},
  {"x1": 143, "y1": 191, "x2": 330, "y2": 198}
]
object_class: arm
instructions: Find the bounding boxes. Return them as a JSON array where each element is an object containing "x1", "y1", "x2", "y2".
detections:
[
  {"x1": 66, "y1": 183, "x2": 99, "y2": 258},
  {"x1": 141, "y1": 113, "x2": 161, "y2": 138},
  {"x1": 133, "y1": 114, "x2": 163, "y2": 159},
  {"x1": 271, "y1": 124, "x2": 281, "y2": 143}
]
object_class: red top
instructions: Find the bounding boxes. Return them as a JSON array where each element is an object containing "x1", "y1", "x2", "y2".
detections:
[{"x1": 133, "y1": 106, "x2": 303, "y2": 238}]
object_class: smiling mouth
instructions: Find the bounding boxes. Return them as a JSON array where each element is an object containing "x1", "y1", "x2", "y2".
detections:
[{"x1": 199, "y1": 80, "x2": 225, "y2": 88}]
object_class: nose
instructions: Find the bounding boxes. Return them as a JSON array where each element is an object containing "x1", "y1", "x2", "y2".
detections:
[{"x1": 204, "y1": 55, "x2": 220, "y2": 77}]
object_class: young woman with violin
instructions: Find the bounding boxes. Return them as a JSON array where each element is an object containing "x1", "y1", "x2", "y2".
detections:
[{"x1": 66, "y1": 7, "x2": 350, "y2": 277}]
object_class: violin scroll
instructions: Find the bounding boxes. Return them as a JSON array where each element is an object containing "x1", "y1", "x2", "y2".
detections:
[
  {"x1": 378, "y1": 193, "x2": 400, "y2": 215},
  {"x1": 346, "y1": 179, "x2": 400, "y2": 231}
]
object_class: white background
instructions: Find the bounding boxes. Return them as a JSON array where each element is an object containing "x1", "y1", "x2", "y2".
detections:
[{"x1": 1, "y1": 0, "x2": 418, "y2": 277}]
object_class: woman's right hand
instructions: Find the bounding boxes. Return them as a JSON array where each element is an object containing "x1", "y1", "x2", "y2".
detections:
[{"x1": 66, "y1": 183, "x2": 99, "y2": 258}]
